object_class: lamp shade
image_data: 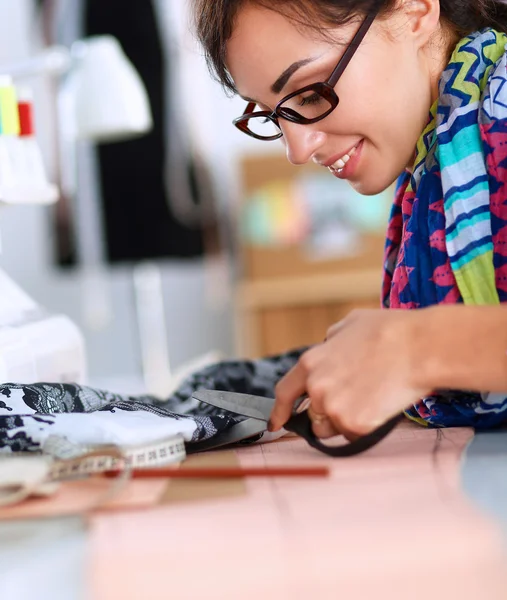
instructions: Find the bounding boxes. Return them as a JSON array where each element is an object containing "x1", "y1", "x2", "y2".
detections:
[{"x1": 72, "y1": 36, "x2": 153, "y2": 143}]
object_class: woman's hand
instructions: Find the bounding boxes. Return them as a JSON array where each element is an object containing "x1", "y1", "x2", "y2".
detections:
[
  {"x1": 270, "y1": 304, "x2": 507, "y2": 438},
  {"x1": 269, "y1": 308, "x2": 432, "y2": 439}
]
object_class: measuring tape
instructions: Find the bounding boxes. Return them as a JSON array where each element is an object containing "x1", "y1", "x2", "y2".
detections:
[
  {"x1": 45, "y1": 434, "x2": 186, "y2": 479},
  {"x1": 0, "y1": 434, "x2": 186, "y2": 508}
]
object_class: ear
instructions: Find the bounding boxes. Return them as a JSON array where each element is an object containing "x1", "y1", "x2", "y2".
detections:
[{"x1": 399, "y1": 0, "x2": 441, "y2": 48}]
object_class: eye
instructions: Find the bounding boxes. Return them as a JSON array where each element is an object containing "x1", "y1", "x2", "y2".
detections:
[{"x1": 298, "y1": 92, "x2": 323, "y2": 107}]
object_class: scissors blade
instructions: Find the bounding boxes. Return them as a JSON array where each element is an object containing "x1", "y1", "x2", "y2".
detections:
[{"x1": 191, "y1": 390, "x2": 274, "y2": 422}]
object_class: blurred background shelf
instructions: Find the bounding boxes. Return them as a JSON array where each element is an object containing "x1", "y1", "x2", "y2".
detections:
[
  {"x1": 235, "y1": 153, "x2": 388, "y2": 357},
  {"x1": 238, "y1": 266, "x2": 382, "y2": 308},
  {"x1": 236, "y1": 265, "x2": 382, "y2": 357}
]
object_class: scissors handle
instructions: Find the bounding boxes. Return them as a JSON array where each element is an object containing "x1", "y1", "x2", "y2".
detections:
[{"x1": 284, "y1": 411, "x2": 402, "y2": 457}]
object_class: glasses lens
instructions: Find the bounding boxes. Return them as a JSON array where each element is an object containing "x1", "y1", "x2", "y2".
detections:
[
  {"x1": 244, "y1": 115, "x2": 281, "y2": 139},
  {"x1": 279, "y1": 88, "x2": 333, "y2": 121}
]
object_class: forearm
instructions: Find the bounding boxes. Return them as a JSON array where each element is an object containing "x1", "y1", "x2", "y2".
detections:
[{"x1": 411, "y1": 304, "x2": 507, "y2": 393}]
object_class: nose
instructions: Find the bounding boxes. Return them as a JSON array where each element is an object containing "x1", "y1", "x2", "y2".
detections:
[{"x1": 279, "y1": 120, "x2": 325, "y2": 166}]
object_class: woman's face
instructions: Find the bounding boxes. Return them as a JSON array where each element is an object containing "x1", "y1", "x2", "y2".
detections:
[{"x1": 226, "y1": 3, "x2": 444, "y2": 195}]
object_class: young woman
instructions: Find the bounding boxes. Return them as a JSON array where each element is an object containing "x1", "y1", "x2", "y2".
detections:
[{"x1": 192, "y1": 0, "x2": 507, "y2": 439}]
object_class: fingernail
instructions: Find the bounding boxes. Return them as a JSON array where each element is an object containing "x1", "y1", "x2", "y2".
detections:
[{"x1": 267, "y1": 420, "x2": 275, "y2": 432}]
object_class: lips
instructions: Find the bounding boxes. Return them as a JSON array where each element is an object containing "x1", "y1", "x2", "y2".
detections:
[
  {"x1": 323, "y1": 141, "x2": 362, "y2": 170},
  {"x1": 328, "y1": 139, "x2": 364, "y2": 180},
  {"x1": 328, "y1": 145, "x2": 360, "y2": 174}
]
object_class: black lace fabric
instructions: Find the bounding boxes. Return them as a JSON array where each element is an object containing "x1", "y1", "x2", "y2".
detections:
[{"x1": 0, "y1": 348, "x2": 305, "y2": 453}]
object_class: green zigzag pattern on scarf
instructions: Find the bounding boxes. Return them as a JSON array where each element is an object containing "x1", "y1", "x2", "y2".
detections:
[{"x1": 410, "y1": 29, "x2": 507, "y2": 305}]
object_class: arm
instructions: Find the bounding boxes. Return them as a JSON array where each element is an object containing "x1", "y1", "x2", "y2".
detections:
[
  {"x1": 413, "y1": 304, "x2": 507, "y2": 393},
  {"x1": 269, "y1": 305, "x2": 507, "y2": 437}
]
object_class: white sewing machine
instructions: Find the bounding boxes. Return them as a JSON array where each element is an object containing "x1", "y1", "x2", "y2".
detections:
[{"x1": 0, "y1": 267, "x2": 86, "y2": 384}]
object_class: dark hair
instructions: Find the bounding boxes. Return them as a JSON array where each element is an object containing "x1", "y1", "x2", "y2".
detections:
[{"x1": 192, "y1": 0, "x2": 507, "y2": 94}]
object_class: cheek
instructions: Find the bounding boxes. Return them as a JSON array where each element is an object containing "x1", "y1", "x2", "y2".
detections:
[
  {"x1": 317, "y1": 46, "x2": 431, "y2": 194},
  {"x1": 371, "y1": 49, "x2": 431, "y2": 133},
  {"x1": 353, "y1": 54, "x2": 430, "y2": 166},
  {"x1": 342, "y1": 42, "x2": 428, "y2": 132}
]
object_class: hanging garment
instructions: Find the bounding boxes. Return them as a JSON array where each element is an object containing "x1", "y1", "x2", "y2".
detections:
[
  {"x1": 383, "y1": 28, "x2": 507, "y2": 428},
  {"x1": 0, "y1": 349, "x2": 303, "y2": 453},
  {"x1": 83, "y1": 0, "x2": 205, "y2": 262}
]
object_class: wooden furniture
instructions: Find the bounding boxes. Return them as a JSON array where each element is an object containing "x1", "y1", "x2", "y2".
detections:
[{"x1": 235, "y1": 153, "x2": 387, "y2": 357}]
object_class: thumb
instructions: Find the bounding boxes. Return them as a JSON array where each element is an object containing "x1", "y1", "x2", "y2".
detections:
[{"x1": 270, "y1": 363, "x2": 307, "y2": 431}]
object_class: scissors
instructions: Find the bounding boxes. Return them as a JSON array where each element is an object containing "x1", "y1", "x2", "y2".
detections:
[{"x1": 192, "y1": 390, "x2": 402, "y2": 457}]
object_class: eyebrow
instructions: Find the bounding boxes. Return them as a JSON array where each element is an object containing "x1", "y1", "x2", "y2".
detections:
[
  {"x1": 237, "y1": 54, "x2": 325, "y2": 104},
  {"x1": 270, "y1": 56, "x2": 319, "y2": 95}
]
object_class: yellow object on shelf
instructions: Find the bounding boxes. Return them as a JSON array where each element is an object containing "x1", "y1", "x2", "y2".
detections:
[{"x1": 0, "y1": 77, "x2": 20, "y2": 135}]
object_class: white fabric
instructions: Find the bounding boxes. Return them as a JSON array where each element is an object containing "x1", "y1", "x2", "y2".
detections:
[{"x1": 6, "y1": 409, "x2": 197, "y2": 448}]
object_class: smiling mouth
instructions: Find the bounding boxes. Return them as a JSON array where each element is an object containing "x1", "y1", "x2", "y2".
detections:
[{"x1": 327, "y1": 143, "x2": 360, "y2": 174}]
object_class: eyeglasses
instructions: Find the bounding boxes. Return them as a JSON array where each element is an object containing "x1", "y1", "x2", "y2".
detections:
[{"x1": 233, "y1": 10, "x2": 378, "y2": 141}]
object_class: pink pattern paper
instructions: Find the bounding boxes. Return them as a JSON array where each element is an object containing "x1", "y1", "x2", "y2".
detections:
[{"x1": 90, "y1": 421, "x2": 507, "y2": 600}]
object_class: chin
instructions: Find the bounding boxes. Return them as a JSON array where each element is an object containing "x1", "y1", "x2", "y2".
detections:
[{"x1": 350, "y1": 173, "x2": 399, "y2": 196}]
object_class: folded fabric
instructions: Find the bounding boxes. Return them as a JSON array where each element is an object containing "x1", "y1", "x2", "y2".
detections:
[
  {"x1": 0, "y1": 349, "x2": 304, "y2": 453},
  {"x1": 0, "y1": 411, "x2": 197, "y2": 450}
]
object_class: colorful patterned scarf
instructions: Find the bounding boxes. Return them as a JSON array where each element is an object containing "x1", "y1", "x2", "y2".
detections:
[{"x1": 383, "y1": 29, "x2": 507, "y2": 428}]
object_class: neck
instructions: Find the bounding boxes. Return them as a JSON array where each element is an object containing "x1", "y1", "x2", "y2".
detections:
[{"x1": 429, "y1": 26, "x2": 460, "y2": 103}]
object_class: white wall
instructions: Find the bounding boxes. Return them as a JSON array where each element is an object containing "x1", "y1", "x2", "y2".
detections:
[{"x1": 0, "y1": 0, "x2": 274, "y2": 391}]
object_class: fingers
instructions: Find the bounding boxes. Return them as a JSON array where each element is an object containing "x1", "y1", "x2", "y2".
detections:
[
  {"x1": 270, "y1": 362, "x2": 307, "y2": 431},
  {"x1": 325, "y1": 320, "x2": 345, "y2": 341},
  {"x1": 307, "y1": 406, "x2": 338, "y2": 439},
  {"x1": 308, "y1": 403, "x2": 361, "y2": 441},
  {"x1": 271, "y1": 318, "x2": 398, "y2": 439}
]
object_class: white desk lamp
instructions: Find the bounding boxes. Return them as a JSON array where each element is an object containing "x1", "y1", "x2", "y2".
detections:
[
  {"x1": 5, "y1": 35, "x2": 152, "y2": 142},
  {"x1": 72, "y1": 36, "x2": 152, "y2": 142}
]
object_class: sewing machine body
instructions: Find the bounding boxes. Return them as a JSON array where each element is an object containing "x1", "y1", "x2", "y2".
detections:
[{"x1": 0, "y1": 268, "x2": 86, "y2": 384}]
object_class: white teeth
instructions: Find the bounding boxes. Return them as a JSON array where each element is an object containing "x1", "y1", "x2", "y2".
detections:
[{"x1": 328, "y1": 144, "x2": 358, "y2": 172}]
